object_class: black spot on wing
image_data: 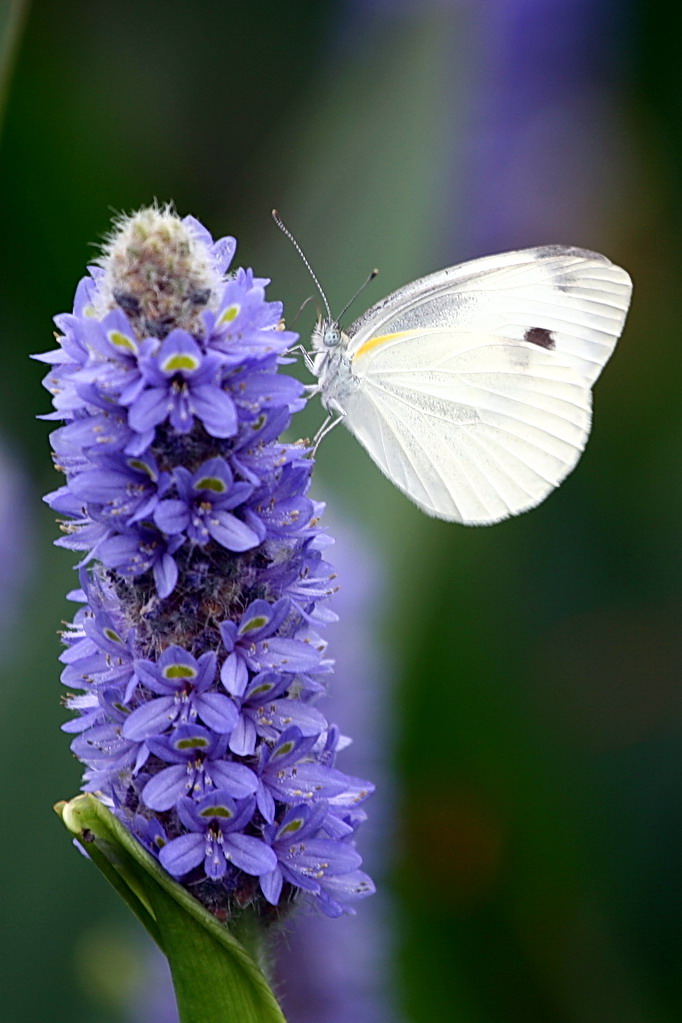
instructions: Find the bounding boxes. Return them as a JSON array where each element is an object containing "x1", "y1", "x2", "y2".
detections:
[{"x1": 524, "y1": 327, "x2": 555, "y2": 349}]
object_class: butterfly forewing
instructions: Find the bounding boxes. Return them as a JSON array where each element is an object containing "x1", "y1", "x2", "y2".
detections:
[{"x1": 347, "y1": 247, "x2": 632, "y2": 387}]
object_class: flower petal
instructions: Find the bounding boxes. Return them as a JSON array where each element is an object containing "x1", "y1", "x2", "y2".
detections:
[
  {"x1": 207, "y1": 511, "x2": 260, "y2": 552},
  {"x1": 195, "y1": 692, "x2": 238, "y2": 733},
  {"x1": 224, "y1": 834, "x2": 277, "y2": 876},
  {"x1": 141, "y1": 764, "x2": 187, "y2": 811},
  {"x1": 122, "y1": 697, "x2": 175, "y2": 740},
  {"x1": 159, "y1": 833, "x2": 204, "y2": 877}
]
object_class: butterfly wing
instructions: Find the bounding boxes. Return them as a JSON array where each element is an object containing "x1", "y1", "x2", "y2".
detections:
[
  {"x1": 334, "y1": 248, "x2": 631, "y2": 524},
  {"x1": 347, "y1": 246, "x2": 632, "y2": 386},
  {"x1": 342, "y1": 329, "x2": 592, "y2": 523}
]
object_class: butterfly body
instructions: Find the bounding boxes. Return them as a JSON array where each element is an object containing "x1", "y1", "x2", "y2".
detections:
[
  {"x1": 311, "y1": 323, "x2": 358, "y2": 410},
  {"x1": 308, "y1": 245, "x2": 632, "y2": 526}
]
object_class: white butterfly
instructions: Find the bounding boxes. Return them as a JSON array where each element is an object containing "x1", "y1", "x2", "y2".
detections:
[{"x1": 274, "y1": 217, "x2": 632, "y2": 525}]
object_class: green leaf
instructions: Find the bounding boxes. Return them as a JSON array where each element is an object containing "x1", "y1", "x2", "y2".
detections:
[
  {"x1": 55, "y1": 793, "x2": 287, "y2": 1023},
  {"x1": 0, "y1": 0, "x2": 30, "y2": 136}
]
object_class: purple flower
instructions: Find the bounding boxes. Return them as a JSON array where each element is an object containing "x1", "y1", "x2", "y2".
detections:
[
  {"x1": 124, "y1": 519, "x2": 395, "y2": 1023},
  {"x1": 68, "y1": 451, "x2": 170, "y2": 528},
  {"x1": 127, "y1": 330, "x2": 238, "y2": 438},
  {"x1": 227, "y1": 672, "x2": 327, "y2": 757},
  {"x1": 42, "y1": 206, "x2": 373, "y2": 924},
  {"x1": 141, "y1": 724, "x2": 257, "y2": 810},
  {"x1": 205, "y1": 267, "x2": 296, "y2": 364},
  {"x1": 153, "y1": 457, "x2": 259, "y2": 552},
  {"x1": 70, "y1": 308, "x2": 153, "y2": 406},
  {"x1": 160, "y1": 791, "x2": 276, "y2": 880},
  {"x1": 71, "y1": 698, "x2": 149, "y2": 793},
  {"x1": 255, "y1": 727, "x2": 358, "y2": 822},
  {"x1": 122, "y1": 647, "x2": 238, "y2": 739},
  {"x1": 261, "y1": 803, "x2": 374, "y2": 916},
  {"x1": 218, "y1": 598, "x2": 323, "y2": 697},
  {"x1": 97, "y1": 526, "x2": 183, "y2": 598}
]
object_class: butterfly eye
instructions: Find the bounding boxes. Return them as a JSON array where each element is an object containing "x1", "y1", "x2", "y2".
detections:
[{"x1": 324, "y1": 327, "x2": 341, "y2": 347}]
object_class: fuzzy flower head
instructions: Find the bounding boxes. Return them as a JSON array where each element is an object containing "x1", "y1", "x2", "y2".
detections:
[{"x1": 41, "y1": 205, "x2": 374, "y2": 920}]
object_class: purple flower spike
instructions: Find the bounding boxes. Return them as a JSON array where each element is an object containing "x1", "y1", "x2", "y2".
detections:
[{"x1": 42, "y1": 206, "x2": 373, "y2": 923}]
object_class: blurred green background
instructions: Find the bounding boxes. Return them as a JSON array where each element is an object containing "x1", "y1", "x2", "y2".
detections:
[{"x1": 1, "y1": 1, "x2": 681, "y2": 1020}]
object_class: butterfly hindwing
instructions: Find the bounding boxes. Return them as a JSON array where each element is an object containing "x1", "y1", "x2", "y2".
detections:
[{"x1": 344, "y1": 329, "x2": 592, "y2": 523}]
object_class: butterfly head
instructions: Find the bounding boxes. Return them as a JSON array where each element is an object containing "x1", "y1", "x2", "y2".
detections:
[
  {"x1": 312, "y1": 318, "x2": 344, "y2": 352},
  {"x1": 322, "y1": 321, "x2": 342, "y2": 347}
]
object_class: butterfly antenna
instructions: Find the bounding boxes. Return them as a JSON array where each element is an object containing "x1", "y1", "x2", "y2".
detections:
[
  {"x1": 272, "y1": 210, "x2": 332, "y2": 322},
  {"x1": 336, "y1": 267, "x2": 379, "y2": 323}
]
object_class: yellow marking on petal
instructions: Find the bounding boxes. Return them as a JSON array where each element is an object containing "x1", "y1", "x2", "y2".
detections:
[
  {"x1": 240, "y1": 615, "x2": 269, "y2": 634},
  {"x1": 195, "y1": 475, "x2": 226, "y2": 493},
  {"x1": 108, "y1": 330, "x2": 138, "y2": 353},
  {"x1": 127, "y1": 458, "x2": 156, "y2": 479},
  {"x1": 250, "y1": 682, "x2": 274, "y2": 697},
  {"x1": 176, "y1": 735, "x2": 209, "y2": 749},
  {"x1": 200, "y1": 805, "x2": 233, "y2": 819},
  {"x1": 352, "y1": 330, "x2": 411, "y2": 362},
  {"x1": 162, "y1": 353, "x2": 199, "y2": 372},
  {"x1": 218, "y1": 304, "x2": 240, "y2": 325},
  {"x1": 164, "y1": 664, "x2": 197, "y2": 679},
  {"x1": 280, "y1": 817, "x2": 305, "y2": 836},
  {"x1": 273, "y1": 741, "x2": 296, "y2": 758}
]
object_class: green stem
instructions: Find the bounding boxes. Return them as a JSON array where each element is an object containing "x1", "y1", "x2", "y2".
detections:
[{"x1": 56, "y1": 794, "x2": 287, "y2": 1023}]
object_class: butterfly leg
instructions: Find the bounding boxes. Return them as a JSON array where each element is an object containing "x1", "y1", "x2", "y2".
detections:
[
  {"x1": 287, "y1": 344, "x2": 317, "y2": 374},
  {"x1": 312, "y1": 404, "x2": 346, "y2": 454}
]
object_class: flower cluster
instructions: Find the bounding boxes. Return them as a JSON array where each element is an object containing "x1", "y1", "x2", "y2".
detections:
[{"x1": 40, "y1": 207, "x2": 374, "y2": 919}]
